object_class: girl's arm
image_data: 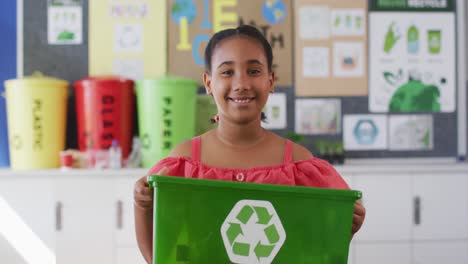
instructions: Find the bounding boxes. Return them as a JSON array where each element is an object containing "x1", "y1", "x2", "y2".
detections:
[
  {"x1": 352, "y1": 200, "x2": 366, "y2": 236},
  {"x1": 134, "y1": 167, "x2": 168, "y2": 263}
]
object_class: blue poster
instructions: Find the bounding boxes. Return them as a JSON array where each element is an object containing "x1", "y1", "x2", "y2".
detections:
[{"x1": 0, "y1": 0, "x2": 16, "y2": 166}]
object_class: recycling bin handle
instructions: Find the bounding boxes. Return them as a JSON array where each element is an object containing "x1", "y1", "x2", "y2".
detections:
[
  {"x1": 56, "y1": 201, "x2": 62, "y2": 231},
  {"x1": 116, "y1": 200, "x2": 123, "y2": 230},
  {"x1": 413, "y1": 196, "x2": 421, "y2": 225}
]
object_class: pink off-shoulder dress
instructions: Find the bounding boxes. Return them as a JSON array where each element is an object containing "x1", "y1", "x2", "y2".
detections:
[{"x1": 148, "y1": 136, "x2": 349, "y2": 190}]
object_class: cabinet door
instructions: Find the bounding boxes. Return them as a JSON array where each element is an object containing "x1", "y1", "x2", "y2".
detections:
[
  {"x1": 352, "y1": 174, "x2": 413, "y2": 242},
  {"x1": 116, "y1": 247, "x2": 147, "y2": 264},
  {"x1": 347, "y1": 241, "x2": 355, "y2": 264},
  {"x1": 354, "y1": 243, "x2": 411, "y2": 264},
  {"x1": 0, "y1": 178, "x2": 55, "y2": 264},
  {"x1": 413, "y1": 241, "x2": 468, "y2": 264},
  {"x1": 412, "y1": 173, "x2": 468, "y2": 240},
  {"x1": 114, "y1": 177, "x2": 139, "y2": 247},
  {"x1": 54, "y1": 178, "x2": 114, "y2": 264}
]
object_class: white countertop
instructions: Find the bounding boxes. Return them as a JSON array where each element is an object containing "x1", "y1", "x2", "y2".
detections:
[{"x1": 0, "y1": 162, "x2": 467, "y2": 178}]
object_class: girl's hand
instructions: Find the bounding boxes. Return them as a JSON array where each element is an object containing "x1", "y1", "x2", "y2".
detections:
[
  {"x1": 352, "y1": 200, "x2": 366, "y2": 235},
  {"x1": 133, "y1": 167, "x2": 168, "y2": 210}
]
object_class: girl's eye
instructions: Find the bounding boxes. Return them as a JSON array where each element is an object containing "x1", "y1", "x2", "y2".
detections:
[
  {"x1": 221, "y1": 70, "x2": 233, "y2": 76},
  {"x1": 248, "y1": 69, "x2": 261, "y2": 75}
]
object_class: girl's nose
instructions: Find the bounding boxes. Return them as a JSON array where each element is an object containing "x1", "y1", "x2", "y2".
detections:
[{"x1": 233, "y1": 73, "x2": 252, "y2": 91}]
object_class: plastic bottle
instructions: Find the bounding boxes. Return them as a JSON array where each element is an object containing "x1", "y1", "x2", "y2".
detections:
[{"x1": 109, "y1": 140, "x2": 122, "y2": 169}]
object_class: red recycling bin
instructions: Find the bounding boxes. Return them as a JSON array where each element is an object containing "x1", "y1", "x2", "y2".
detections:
[{"x1": 73, "y1": 77, "x2": 135, "y2": 158}]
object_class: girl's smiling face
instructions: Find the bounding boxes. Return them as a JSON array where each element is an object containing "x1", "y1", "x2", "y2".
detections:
[{"x1": 203, "y1": 36, "x2": 275, "y2": 124}]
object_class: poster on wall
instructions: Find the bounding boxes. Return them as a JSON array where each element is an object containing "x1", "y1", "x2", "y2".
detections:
[
  {"x1": 389, "y1": 115, "x2": 433, "y2": 151},
  {"x1": 48, "y1": 0, "x2": 83, "y2": 45},
  {"x1": 89, "y1": 0, "x2": 166, "y2": 80},
  {"x1": 343, "y1": 114, "x2": 388, "y2": 150},
  {"x1": 294, "y1": 0, "x2": 368, "y2": 97},
  {"x1": 368, "y1": 0, "x2": 456, "y2": 113},
  {"x1": 295, "y1": 98, "x2": 341, "y2": 135},
  {"x1": 262, "y1": 93, "x2": 287, "y2": 129},
  {"x1": 167, "y1": 0, "x2": 293, "y2": 86}
]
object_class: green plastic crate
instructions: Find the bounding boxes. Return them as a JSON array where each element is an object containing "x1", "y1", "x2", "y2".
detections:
[{"x1": 148, "y1": 175, "x2": 361, "y2": 264}]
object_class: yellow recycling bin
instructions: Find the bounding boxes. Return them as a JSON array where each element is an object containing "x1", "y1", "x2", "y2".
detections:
[{"x1": 4, "y1": 73, "x2": 69, "y2": 169}]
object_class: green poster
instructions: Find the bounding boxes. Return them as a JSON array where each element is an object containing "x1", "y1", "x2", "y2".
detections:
[{"x1": 369, "y1": 0, "x2": 455, "y2": 12}]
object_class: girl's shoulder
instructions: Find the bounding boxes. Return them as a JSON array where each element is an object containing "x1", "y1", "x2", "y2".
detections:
[
  {"x1": 290, "y1": 141, "x2": 314, "y2": 161},
  {"x1": 267, "y1": 132, "x2": 314, "y2": 162}
]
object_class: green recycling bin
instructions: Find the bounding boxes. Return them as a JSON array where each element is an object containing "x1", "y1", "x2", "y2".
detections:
[
  {"x1": 148, "y1": 176, "x2": 361, "y2": 264},
  {"x1": 136, "y1": 77, "x2": 198, "y2": 168},
  {"x1": 195, "y1": 95, "x2": 217, "y2": 136}
]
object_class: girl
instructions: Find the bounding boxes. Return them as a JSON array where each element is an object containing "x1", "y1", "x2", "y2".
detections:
[{"x1": 134, "y1": 25, "x2": 365, "y2": 263}]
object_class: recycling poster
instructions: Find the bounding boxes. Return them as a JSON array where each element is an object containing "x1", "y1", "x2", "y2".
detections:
[
  {"x1": 89, "y1": 0, "x2": 166, "y2": 80},
  {"x1": 168, "y1": 0, "x2": 293, "y2": 86},
  {"x1": 368, "y1": 0, "x2": 456, "y2": 113}
]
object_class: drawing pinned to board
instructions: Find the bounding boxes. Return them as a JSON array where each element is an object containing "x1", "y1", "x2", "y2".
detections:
[
  {"x1": 295, "y1": 99, "x2": 341, "y2": 135},
  {"x1": 171, "y1": 0, "x2": 197, "y2": 24},
  {"x1": 112, "y1": 58, "x2": 144, "y2": 81},
  {"x1": 407, "y1": 24, "x2": 419, "y2": 54},
  {"x1": 262, "y1": 0, "x2": 287, "y2": 25},
  {"x1": 303, "y1": 47, "x2": 329, "y2": 78},
  {"x1": 114, "y1": 24, "x2": 144, "y2": 53},
  {"x1": 110, "y1": 2, "x2": 149, "y2": 19},
  {"x1": 333, "y1": 42, "x2": 364, "y2": 77},
  {"x1": 389, "y1": 115, "x2": 433, "y2": 151},
  {"x1": 369, "y1": 12, "x2": 455, "y2": 113},
  {"x1": 47, "y1": 0, "x2": 83, "y2": 45},
  {"x1": 343, "y1": 115, "x2": 388, "y2": 150},
  {"x1": 299, "y1": 6, "x2": 330, "y2": 39},
  {"x1": 427, "y1": 29, "x2": 441, "y2": 54},
  {"x1": 389, "y1": 71, "x2": 445, "y2": 112},
  {"x1": 262, "y1": 93, "x2": 287, "y2": 130},
  {"x1": 383, "y1": 22, "x2": 401, "y2": 53},
  {"x1": 331, "y1": 9, "x2": 365, "y2": 36}
]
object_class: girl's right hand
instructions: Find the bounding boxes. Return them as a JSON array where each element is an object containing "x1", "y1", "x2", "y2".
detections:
[{"x1": 133, "y1": 167, "x2": 168, "y2": 210}]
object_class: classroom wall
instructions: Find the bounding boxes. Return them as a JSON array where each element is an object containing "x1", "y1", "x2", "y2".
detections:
[
  {"x1": 0, "y1": 0, "x2": 16, "y2": 166},
  {"x1": 1, "y1": 0, "x2": 467, "y2": 162}
]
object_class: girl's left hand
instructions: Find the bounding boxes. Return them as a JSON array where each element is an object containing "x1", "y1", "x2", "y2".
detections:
[{"x1": 352, "y1": 200, "x2": 366, "y2": 235}]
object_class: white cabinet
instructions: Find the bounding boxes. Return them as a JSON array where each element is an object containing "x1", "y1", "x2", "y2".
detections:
[
  {"x1": 54, "y1": 178, "x2": 114, "y2": 264},
  {"x1": 114, "y1": 177, "x2": 138, "y2": 247},
  {"x1": 0, "y1": 178, "x2": 55, "y2": 264},
  {"x1": 413, "y1": 241, "x2": 468, "y2": 264},
  {"x1": 412, "y1": 173, "x2": 468, "y2": 240},
  {"x1": 352, "y1": 173, "x2": 413, "y2": 242},
  {"x1": 1, "y1": 166, "x2": 468, "y2": 264},
  {"x1": 113, "y1": 176, "x2": 147, "y2": 264},
  {"x1": 352, "y1": 169, "x2": 468, "y2": 264},
  {"x1": 116, "y1": 247, "x2": 147, "y2": 264},
  {"x1": 354, "y1": 243, "x2": 412, "y2": 264}
]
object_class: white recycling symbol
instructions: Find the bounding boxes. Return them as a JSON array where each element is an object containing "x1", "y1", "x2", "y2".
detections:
[{"x1": 221, "y1": 200, "x2": 286, "y2": 264}]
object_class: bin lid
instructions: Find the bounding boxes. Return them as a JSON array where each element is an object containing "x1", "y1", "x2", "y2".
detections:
[
  {"x1": 5, "y1": 72, "x2": 68, "y2": 87},
  {"x1": 74, "y1": 76, "x2": 134, "y2": 88}
]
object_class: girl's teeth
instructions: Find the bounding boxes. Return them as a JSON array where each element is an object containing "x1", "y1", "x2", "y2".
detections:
[{"x1": 234, "y1": 99, "x2": 250, "y2": 103}]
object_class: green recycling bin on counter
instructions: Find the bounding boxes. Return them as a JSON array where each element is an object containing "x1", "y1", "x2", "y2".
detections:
[
  {"x1": 136, "y1": 77, "x2": 198, "y2": 168},
  {"x1": 148, "y1": 176, "x2": 361, "y2": 264}
]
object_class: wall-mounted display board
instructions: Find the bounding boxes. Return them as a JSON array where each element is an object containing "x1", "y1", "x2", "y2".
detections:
[
  {"x1": 294, "y1": 0, "x2": 368, "y2": 97},
  {"x1": 337, "y1": 0, "x2": 464, "y2": 160},
  {"x1": 167, "y1": 0, "x2": 293, "y2": 87}
]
